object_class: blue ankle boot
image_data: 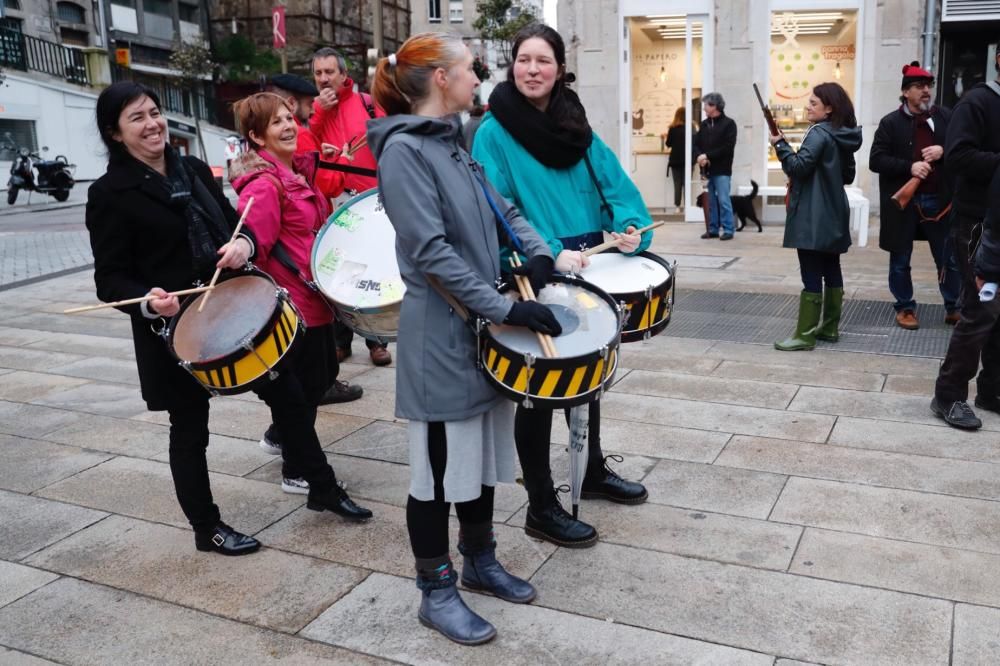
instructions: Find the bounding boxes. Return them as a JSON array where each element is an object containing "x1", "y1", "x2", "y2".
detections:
[
  {"x1": 416, "y1": 560, "x2": 496, "y2": 646},
  {"x1": 460, "y1": 538, "x2": 537, "y2": 604}
]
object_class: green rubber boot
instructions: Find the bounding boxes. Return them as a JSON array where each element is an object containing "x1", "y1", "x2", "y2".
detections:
[
  {"x1": 816, "y1": 287, "x2": 844, "y2": 342},
  {"x1": 775, "y1": 291, "x2": 822, "y2": 351}
]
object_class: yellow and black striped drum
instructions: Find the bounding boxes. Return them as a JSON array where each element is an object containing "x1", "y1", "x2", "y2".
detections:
[
  {"x1": 580, "y1": 250, "x2": 676, "y2": 343},
  {"x1": 167, "y1": 270, "x2": 303, "y2": 395},
  {"x1": 480, "y1": 275, "x2": 621, "y2": 409}
]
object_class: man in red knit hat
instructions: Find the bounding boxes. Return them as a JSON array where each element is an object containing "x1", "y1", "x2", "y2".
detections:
[{"x1": 870, "y1": 61, "x2": 960, "y2": 331}]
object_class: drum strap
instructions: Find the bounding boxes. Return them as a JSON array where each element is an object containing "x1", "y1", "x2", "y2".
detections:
[
  {"x1": 315, "y1": 160, "x2": 377, "y2": 178},
  {"x1": 425, "y1": 275, "x2": 471, "y2": 324},
  {"x1": 582, "y1": 154, "x2": 614, "y2": 223},
  {"x1": 473, "y1": 171, "x2": 525, "y2": 254}
]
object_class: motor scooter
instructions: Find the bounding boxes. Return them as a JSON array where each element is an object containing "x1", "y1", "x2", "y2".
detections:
[{"x1": 3, "y1": 133, "x2": 76, "y2": 205}]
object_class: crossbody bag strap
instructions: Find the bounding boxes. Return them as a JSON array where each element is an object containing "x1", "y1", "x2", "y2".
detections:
[{"x1": 582, "y1": 153, "x2": 614, "y2": 223}]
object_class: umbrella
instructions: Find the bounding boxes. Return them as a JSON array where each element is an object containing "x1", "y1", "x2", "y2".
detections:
[{"x1": 567, "y1": 403, "x2": 590, "y2": 519}]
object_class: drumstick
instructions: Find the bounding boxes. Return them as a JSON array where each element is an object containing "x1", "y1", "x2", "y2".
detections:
[
  {"x1": 345, "y1": 135, "x2": 367, "y2": 158},
  {"x1": 509, "y1": 255, "x2": 557, "y2": 359},
  {"x1": 581, "y1": 221, "x2": 666, "y2": 257},
  {"x1": 63, "y1": 285, "x2": 215, "y2": 314},
  {"x1": 198, "y1": 197, "x2": 254, "y2": 313}
]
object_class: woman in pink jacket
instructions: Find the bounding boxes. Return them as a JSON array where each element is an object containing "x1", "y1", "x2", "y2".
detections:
[{"x1": 229, "y1": 92, "x2": 372, "y2": 520}]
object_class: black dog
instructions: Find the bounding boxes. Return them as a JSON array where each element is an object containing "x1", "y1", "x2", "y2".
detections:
[
  {"x1": 733, "y1": 180, "x2": 763, "y2": 232},
  {"x1": 694, "y1": 181, "x2": 763, "y2": 232}
]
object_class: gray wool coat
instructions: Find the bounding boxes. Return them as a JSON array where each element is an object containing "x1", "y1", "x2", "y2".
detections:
[{"x1": 367, "y1": 114, "x2": 552, "y2": 422}]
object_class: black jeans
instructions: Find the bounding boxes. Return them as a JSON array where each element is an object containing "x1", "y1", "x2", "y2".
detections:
[
  {"x1": 935, "y1": 212, "x2": 1000, "y2": 402},
  {"x1": 669, "y1": 165, "x2": 685, "y2": 208},
  {"x1": 406, "y1": 422, "x2": 495, "y2": 559},
  {"x1": 797, "y1": 249, "x2": 844, "y2": 293},
  {"x1": 167, "y1": 366, "x2": 338, "y2": 532},
  {"x1": 514, "y1": 400, "x2": 606, "y2": 509},
  {"x1": 334, "y1": 318, "x2": 386, "y2": 351}
]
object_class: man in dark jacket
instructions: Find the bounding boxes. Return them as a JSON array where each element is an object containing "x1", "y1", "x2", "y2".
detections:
[
  {"x1": 931, "y1": 47, "x2": 1000, "y2": 429},
  {"x1": 694, "y1": 92, "x2": 738, "y2": 240},
  {"x1": 870, "y1": 62, "x2": 961, "y2": 331}
]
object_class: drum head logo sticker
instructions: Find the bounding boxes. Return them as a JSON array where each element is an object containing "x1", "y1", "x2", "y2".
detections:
[
  {"x1": 317, "y1": 248, "x2": 344, "y2": 275},
  {"x1": 333, "y1": 209, "x2": 364, "y2": 232}
]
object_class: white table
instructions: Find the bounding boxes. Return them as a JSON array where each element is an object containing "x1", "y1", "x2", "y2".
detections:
[{"x1": 736, "y1": 184, "x2": 869, "y2": 247}]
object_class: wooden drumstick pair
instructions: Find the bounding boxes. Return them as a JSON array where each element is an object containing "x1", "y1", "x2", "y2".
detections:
[
  {"x1": 64, "y1": 197, "x2": 256, "y2": 315},
  {"x1": 509, "y1": 254, "x2": 558, "y2": 359},
  {"x1": 581, "y1": 220, "x2": 665, "y2": 257}
]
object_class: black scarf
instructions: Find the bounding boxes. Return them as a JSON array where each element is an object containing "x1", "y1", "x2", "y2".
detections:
[
  {"x1": 161, "y1": 146, "x2": 231, "y2": 277},
  {"x1": 488, "y1": 81, "x2": 592, "y2": 169}
]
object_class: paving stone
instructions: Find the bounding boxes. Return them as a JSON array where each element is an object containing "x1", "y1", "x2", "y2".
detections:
[
  {"x1": 302, "y1": 572, "x2": 772, "y2": 666},
  {"x1": 0, "y1": 646, "x2": 61, "y2": 665},
  {"x1": 621, "y1": 335, "x2": 718, "y2": 357},
  {"x1": 829, "y1": 417, "x2": 1000, "y2": 464},
  {"x1": 4, "y1": 311, "x2": 132, "y2": 339},
  {"x1": 0, "y1": 326, "x2": 44, "y2": 346},
  {"x1": 0, "y1": 490, "x2": 107, "y2": 561},
  {"x1": 510, "y1": 499, "x2": 800, "y2": 570},
  {"x1": 789, "y1": 386, "x2": 1000, "y2": 432},
  {"x1": 704, "y1": 341, "x2": 942, "y2": 377},
  {"x1": 0, "y1": 401, "x2": 80, "y2": 438},
  {"x1": 790, "y1": 528, "x2": 1000, "y2": 608},
  {"x1": 770, "y1": 477, "x2": 1000, "y2": 555},
  {"x1": 0, "y1": 370, "x2": 91, "y2": 402},
  {"x1": 775, "y1": 661, "x2": 820, "y2": 666},
  {"x1": 0, "y1": 344, "x2": 86, "y2": 372},
  {"x1": 712, "y1": 359, "x2": 885, "y2": 392},
  {"x1": 0, "y1": 561, "x2": 58, "y2": 609},
  {"x1": 42, "y1": 413, "x2": 169, "y2": 459},
  {"x1": 618, "y1": 346, "x2": 723, "y2": 376},
  {"x1": 0, "y1": 434, "x2": 111, "y2": 493},
  {"x1": 530, "y1": 542, "x2": 951, "y2": 665},
  {"x1": 613, "y1": 369, "x2": 799, "y2": 410},
  {"x1": 601, "y1": 391, "x2": 835, "y2": 443},
  {"x1": 325, "y1": 420, "x2": 409, "y2": 464},
  {"x1": 22, "y1": 330, "x2": 135, "y2": 359},
  {"x1": 881, "y1": 374, "x2": 950, "y2": 397},
  {"x1": 25, "y1": 515, "x2": 366, "y2": 633},
  {"x1": 318, "y1": 387, "x2": 399, "y2": 421},
  {"x1": 551, "y1": 416, "x2": 732, "y2": 463},
  {"x1": 953, "y1": 604, "x2": 1000, "y2": 665},
  {"x1": 640, "y1": 459, "x2": 787, "y2": 519},
  {"x1": 717, "y1": 436, "x2": 1000, "y2": 502},
  {"x1": 45, "y1": 356, "x2": 140, "y2": 385},
  {"x1": 260, "y1": 501, "x2": 554, "y2": 581},
  {"x1": 37, "y1": 457, "x2": 302, "y2": 533},
  {"x1": 0, "y1": 578, "x2": 387, "y2": 665},
  {"x1": 32, "y1": 382, "x2": 148, "y2": 418},
  {"x1": 344, "y1": 366, "x2": 395, "y2": 392}
]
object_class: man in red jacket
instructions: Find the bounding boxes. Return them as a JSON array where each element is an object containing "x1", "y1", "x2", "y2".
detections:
[{"x1": 310, "y1": 46, "x2": 392, "y2": 367}]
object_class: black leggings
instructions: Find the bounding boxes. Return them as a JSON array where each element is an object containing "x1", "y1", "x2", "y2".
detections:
[
  {"x1": 406, "y1": 422, "x2": 495, "y2": 559},
  {"x1": 797, "y1": 249, "x2": 844, "y2": 293},
  {"x1": 669, "y1": 165, "x2": 685, "y2": 207},
  {"x1": 514, "y1": 400, "x2": 606, "y2": 509}
]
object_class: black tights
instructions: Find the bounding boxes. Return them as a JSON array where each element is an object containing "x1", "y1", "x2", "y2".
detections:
[
  {"x1": 514, "y1": 400, "x2": 606, "y2": 509},
  {"x1": 406, "y1": 421, "x2": 495, "y2": 559},
  {"x1": 797, "y1": 249, "x2": 844, "y2": 293}
]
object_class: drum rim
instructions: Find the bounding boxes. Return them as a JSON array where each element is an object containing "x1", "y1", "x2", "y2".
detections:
[
  {"x1": 584, "y1": 249, "x2": 673, "y2": 300},
  {"x1": 482, "y1": 274, "x2": 622, "y2": 365},
  {"x1": 312, "y1": 188, "x2": 404, "y2": 308},
  {"x1": 485, "y1": 348, "x2": 620, "y2": 408},
  {"x1": 166, "y1": 269, "x2": 288, "y2": 369}
]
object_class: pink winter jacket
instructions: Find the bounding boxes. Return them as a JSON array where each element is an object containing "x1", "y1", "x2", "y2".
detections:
[{"x1": 229, "y1": 149, "x2": 332, "y2": 327}]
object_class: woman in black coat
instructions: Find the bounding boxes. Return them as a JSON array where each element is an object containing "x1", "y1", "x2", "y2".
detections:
[{"x1": 86, "y1": 82, "x2": 370, "y2": 556}]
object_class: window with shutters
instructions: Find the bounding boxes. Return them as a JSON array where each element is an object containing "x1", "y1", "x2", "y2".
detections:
[
  {"x1": 942, "y1": 0, "x2": 1000, "y2": 22},
  {"x1": 57, "y1": 2, "x2": 86, "y2": 24},
  {"x1": 429, "y1": 0, "x2": 441, "y2": 23},
  {"x1": 0, "y1": 120, "x2": 38, "y2": 162},
  {"x1": 449, "y1": 1, "x2": 463, "y2": 22}
]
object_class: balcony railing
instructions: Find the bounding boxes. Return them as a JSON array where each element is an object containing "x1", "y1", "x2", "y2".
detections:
[
  {"x1": 111, "y1": 64, "x2": 218, "y2": 125},
  {"x1": 0, "y1": 27, "x2": 89, "y2": 86}
]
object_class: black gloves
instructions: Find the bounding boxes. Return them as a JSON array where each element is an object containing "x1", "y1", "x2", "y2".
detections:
[
  {"x1": 511, "y1": 254, "x2": 555, "y2": 295},
  {"x1": 505, "y1": 301, "x2": 563, "y2": 336}
]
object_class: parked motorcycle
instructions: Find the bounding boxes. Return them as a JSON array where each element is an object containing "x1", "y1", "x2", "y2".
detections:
[{"x1": 3, "y1": 133, "x2": 76, "y2": 205}]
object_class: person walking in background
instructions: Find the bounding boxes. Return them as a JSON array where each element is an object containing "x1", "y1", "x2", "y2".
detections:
[
  {"x1": 310, "y1": 46, "x2": 393, "y2": 369},
  {"x1": 694, "y1": 92, "x2": 737, "y2": 240},
  {"x1": 462, "y1": 101, "x2": 487, "y2": 152},
  {"x1": 665, "y1": 107, "x2": 690, "y2": 214},
  {"x1": 930, "y1": 46, "x2": 1000, "y2": 430},
  {"x1": 870, "y1": 61, "x2": 960, "y2": 331},
  {"x1": 770, "y1": 82, "x2": 863, "y2": 351}
]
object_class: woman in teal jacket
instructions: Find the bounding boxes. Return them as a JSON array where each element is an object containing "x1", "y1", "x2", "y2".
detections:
[{"x1": 473, "y1": 23, "x2": 651, "y2": 548}]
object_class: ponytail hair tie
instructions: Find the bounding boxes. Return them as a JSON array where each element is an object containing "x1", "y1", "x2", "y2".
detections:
[{"x1": 388, "y1": 53, "x2": 398, "y2": 67}]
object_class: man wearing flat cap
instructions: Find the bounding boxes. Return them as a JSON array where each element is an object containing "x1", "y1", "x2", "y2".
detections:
[{"x1": 870, "y1": 61, "x2": 960, "y2": 332}]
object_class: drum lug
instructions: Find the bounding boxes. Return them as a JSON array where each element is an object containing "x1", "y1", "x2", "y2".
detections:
[
  {"x1": 178, "y1": 360, "x2": 215, "y2": 396},
  {"x1": 522, "y1": 352, "x2": 535, "y2": 409},
  {"x1": 598, "y1": 344, "x2": 610, "y2": 397},
  {"x1": 242, "y1": 337, "x2": 280, "y2": 382},
  {"x1": 643, "y1": 285, "x2": 654, "y2": 341},
  {"x1": 475, "y1": 318, "x2": 484, "y2": 370}
]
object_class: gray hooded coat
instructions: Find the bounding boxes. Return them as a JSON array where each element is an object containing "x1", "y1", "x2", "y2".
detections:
[
  {"x1": 776, "y1": 121, "x2": 864, "y2": 253},
  {"x1": 367, "y1": 114, "x2": 552, "y2": 422}
]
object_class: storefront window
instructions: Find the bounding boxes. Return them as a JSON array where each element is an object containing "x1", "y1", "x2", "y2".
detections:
[{"x1": 767, "y1": 10, "x2": 858, "y2": 179}]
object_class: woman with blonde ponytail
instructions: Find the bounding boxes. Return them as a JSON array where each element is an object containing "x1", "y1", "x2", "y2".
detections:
[{"x1": 367, "y1": 32, "x2": 558, "y2": 645}]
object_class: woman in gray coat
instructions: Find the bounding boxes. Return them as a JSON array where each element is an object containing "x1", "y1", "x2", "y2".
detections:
[
  {"x1": 769, "y1": 82, "x2": 863, "y2": 351},
  {"x1": 368, "y1": 32, "x2": 559, "y2": 646}
]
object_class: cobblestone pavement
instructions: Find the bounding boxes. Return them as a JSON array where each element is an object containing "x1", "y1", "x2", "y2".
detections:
[{"x1": 2, "y1": 219, "x2": 998, "y2": 665}]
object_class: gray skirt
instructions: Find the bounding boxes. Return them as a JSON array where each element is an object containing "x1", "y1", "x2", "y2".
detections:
[{"x1": 407, "y1": 400, "x2": 516, "y2": 503}]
